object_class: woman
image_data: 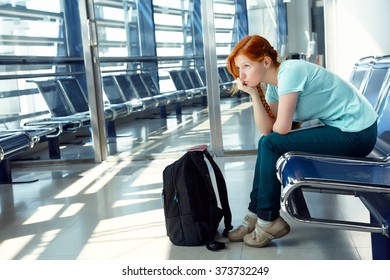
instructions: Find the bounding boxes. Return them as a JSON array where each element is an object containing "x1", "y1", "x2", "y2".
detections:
[{"x1": 225, "y1": 35, "x2": 378, "y2": 248}]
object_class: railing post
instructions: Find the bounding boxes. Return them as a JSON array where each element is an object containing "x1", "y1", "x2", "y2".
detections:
[
  {"x1": 78, "y1": 0, "x2": 108, "y2": 163},
  {"x1": 200, "y1": 0, "x2": 224, "y2": 157}
]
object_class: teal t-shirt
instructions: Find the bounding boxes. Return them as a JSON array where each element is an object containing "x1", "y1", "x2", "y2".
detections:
[{"x1": 266, "y1": 60, "x2": 377, "y2": 132}]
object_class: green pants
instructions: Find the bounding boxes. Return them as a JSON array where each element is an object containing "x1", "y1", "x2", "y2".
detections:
[{"x1": 248, "y1": 122, "x2": 378, "y2": 221}]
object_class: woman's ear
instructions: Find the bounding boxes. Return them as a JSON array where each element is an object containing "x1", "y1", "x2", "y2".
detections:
[{"x1": 263, "y1": 56, "x2": 271, "y2": 69}]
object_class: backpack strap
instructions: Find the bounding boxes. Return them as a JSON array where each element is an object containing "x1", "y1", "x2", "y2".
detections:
[
  {"x1": 202, "y1": 149, "x2": 233, "y2": 236},
  {"x1": 187, "y1": 151, "x2": 220, "y2": 244}
]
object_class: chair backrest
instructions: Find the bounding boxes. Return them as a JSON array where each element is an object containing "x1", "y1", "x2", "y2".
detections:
[
  {"x1": 218, "y1": 66, "x2": 230, "y2": 83},
  {"x1": 127, "y1": 74, "x2": 151, "y2": 99},
  {"x1": 224, "y1": 67, "x2": 234, "y2": 82},
  {"x1": 197, "y1": 68, "x2": 207, "y2": 85},
  {"x1": 168, "y1": 70, "x2": 186, "y2": 91},
  {"x1": 32, "y1": 80, "x2": 75, "y2": 117},
  {"x1": 57, "y1": 79, "x2": 90, "y2": 113},
  {"x1": 349, "y1": 56, "x2": 376, "y2": 91},
  {"x1": 373, "y1": 71, "x2": 390, "y2": 156},
  {"x1": 359, "y1": 57, "x2": 390, "y2": 110},
  {"x1": 187, "y1": 69, "x2": 204, "y2": 88},
  {"x1": 179, "y1": 70, "x2": 195, "y2": 90},
  {"x1": 102, "y1": 76, "x2": 127, "y2": 104},
  {"x1": 139, "y1": 73, "x2": 160, "y2": 96}
]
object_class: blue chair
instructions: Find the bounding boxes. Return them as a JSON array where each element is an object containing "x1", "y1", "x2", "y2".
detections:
[
  {"x1": 276, "y1": 69, "x2": 390, "y2": 259},
  {"x1": 187, "y1": 69, "x2": 207, "y2": 96},
  {"x1": 179, "y1": 69, "x2": 205, "y2": 98},
  {"x1": 218, "y1": 66, "x2": 235, "y2": 95},
  {"x1": 0, "y1": 132, "x2": 34, "y2": 183},
  {"x1": 359, "y1": 56, "x2": 390, "y2": 110},
  {"x1": 0, "y1": 132, "x2": 33, "y2": 161},
  {"x1": 56, "y1": 78, "x2": 126, "y2": 120},
  {"x1": 139, "y1": 72, "x2": 187, "y2": 103},
  {"x1": 102, "y1": 75, "x2": 148, "y2": 112},
  {"x1": 138, "y1": 73, "x2": 187, "y2": 116},
  {"x1": 26, "y1": 80, "x2": 91, "y2": 130},
  {"x1": 126, "y1": 74, "x2": 160, "y2": 109},
  {"x1": 197, "y1": 66, "x2": 234, "y2": 97},
  {"x1": 168, "y1": 70, "x2": 199, "y2": 99},
  {"x1": 349, "y1": 56, "x2": 376, "y2": 92}
]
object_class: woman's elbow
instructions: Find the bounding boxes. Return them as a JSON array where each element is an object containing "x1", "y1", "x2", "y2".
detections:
[
  {"x1": 272, "y1": 123, "x2": 291, "y2": 135},
  {"x1": 259, "y1": 126, "x2": 273, "y2": 136}
]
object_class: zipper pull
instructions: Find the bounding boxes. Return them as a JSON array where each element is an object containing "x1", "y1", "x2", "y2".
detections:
[{"x1": 174, "y1": 191, "x2": 179, "y2": 203}]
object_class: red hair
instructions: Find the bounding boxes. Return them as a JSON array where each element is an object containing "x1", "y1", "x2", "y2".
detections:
[
  {"x1": 226, "y1": 35, "x2": 280, "y2": 79},
  {"x1": 226, "y1": 35, "x2": 279, "y2": 119}
]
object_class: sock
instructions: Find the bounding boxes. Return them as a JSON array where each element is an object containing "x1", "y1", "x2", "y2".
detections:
[
  {"x1": 257, "y1": 218, "x2": 271, "y2": 227},
  {"x1": 242, "y1": 211, "x2": 257, "y2": 227},
  {"x1": 247, "y1": 210, "x2": 257, "y2": 218}
]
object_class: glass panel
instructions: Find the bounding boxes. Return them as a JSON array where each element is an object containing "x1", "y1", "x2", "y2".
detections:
[
  {"x1": 209, "y1": 0, "x2": 259, "y2": 153},
  {"x1": 0, "y1": 0, "x2": 93, "y2": 161},
  {"x1": 219, "y1": 0, "x2": 288, "y2": 153},
  {"x1": 91, "y1": 0, "x2": 214, "y2": 157},
  {"x1": 0, "y1": 0, "x2": 63, "y2": 129},
  {"x1": 0, "y1": 0, "x2": 255, "y2": 161}
]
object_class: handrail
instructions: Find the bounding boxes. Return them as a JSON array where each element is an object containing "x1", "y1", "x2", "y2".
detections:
[
  {"x1": 0, "y1": 55, "x2": 229, "y2": 81},
  {"x1": 0, "y1": 4, "x2": 62, "y2": 22},
  {"x1": 0, "y1": 88, "x2": 39, "y2": 98},
  {"x1": 0, "y1": 111, "x2": 50, "y2": 123},
  {"x1": 0, "y1": 35, "x2": 64, "y2": 46},
  {"x1": 94, "y1": 0, "x2": 136, "y2": 9},
  {"x1": 0, "y1": 54, "x2": 229, "y2": 66},
  {"x1": 0, "y1": 56, "x2": 84, "y2": 65},
  {"x1": 281, "y1": 178, "x2": 390, "y2": 236},
  {"x1": 0, "y1": 72, "x2": 86, "y2": 81}
]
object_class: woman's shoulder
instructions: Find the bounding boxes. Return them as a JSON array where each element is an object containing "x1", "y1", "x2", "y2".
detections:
[
  {"x1": 279, "y1": 60, "x2": 316, "y2": 79},
  {"x1": 281, "y1": 59, "x2": 316, "y2": 69}
]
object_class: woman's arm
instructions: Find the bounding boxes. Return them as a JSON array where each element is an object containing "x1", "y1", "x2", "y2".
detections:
[
  {"x1": 251, "y1": 93, "x2": 276, "y2": 135},
  {"x1": 272, "y1": 92, "x2": 298, "y2": 134},
  {"x1": 236, "y1": 78, "x2": 275, "y2": 135}
]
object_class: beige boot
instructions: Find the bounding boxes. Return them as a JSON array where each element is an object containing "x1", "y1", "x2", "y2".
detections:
[
  {"x1": 228, "y1": 214, "x2": 257, "y2": 242},
  {"x1": 243, "y1": 216, "x2": 290, "y2": 248}
]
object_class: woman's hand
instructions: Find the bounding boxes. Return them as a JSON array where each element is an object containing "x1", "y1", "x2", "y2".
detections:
[{"x1": 236, "y1": 78, "x2": 258, "y2": 96}]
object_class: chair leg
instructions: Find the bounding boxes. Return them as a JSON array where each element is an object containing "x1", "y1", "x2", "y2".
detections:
[
  {"x1": 159, "y1": 105, "x2": 167, "y2": 118},
  {"x1": 0, "y1": 159, "x2": 12, "y2": 184},
  {"x1": 106, "y1": 120, "x2": 117, "y2": 138},
  {"x1": 287, "y1": 188, "x2": 311, "y2": 219},
  {"x1": 175, "y1": 103, "x2": 182, "y2": 115},
  {"x1": 370, "y1": 213, "x2": 390, "y2": 260},
  {"x1": 0, "y1": 159, "x2": 38, "y2": 185},
  {"x1": 48, "y1": 137, "x2": 61, "y2": 159}
]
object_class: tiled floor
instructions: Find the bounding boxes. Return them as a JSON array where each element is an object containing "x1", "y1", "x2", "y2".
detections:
[
  {"x1": 0, "y1": 155, "x2": 372, "y2": 260},
  {"x1": 0, "y1": 96, "x2": 374, "y2": 260}
]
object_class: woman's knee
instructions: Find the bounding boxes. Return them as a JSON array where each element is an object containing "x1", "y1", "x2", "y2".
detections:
[{"x1": 260, "y1": 133, "x2": 284, "y2": 154}]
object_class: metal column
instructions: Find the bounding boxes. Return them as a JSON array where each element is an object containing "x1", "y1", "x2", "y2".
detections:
[
  {"x1": 200, "y1": 0, "x2": 223, "y2": 157},
  {"x1": 78, "y1": 0, "x2": 108, "y2": 162}
]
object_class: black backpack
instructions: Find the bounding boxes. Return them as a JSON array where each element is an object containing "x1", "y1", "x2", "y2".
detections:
[{"x1": 162, "y1": 145, "x2": 233, "y2": 251}]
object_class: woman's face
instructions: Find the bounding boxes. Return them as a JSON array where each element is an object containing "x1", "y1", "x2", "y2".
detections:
[{"x1": 234, "y1": 54, "x2": 267, "y2": 87}]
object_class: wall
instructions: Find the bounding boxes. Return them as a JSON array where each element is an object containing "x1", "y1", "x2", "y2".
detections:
[
  {"x1": 247, "y1": 0, "x2": 313, "y2": 59},
  {"x1": 246, "y1": 0, "x2": 278, "y2": 48},
  {"x1": 324, "y1": 0, "x2": 390, "y2": 79},
  {"x1": 285, "y1": 0, "x2": 312, "y2": 55}
]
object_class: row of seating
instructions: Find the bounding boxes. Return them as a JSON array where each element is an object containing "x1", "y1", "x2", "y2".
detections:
[
  {"x1": 27, "y1": 72, "x2": 185, "y2": 128},
  {"x1": 168, "y1": 66, "x2": 235, "y2": 99},
  {"x1": 26, "y1": 67, "x2": 234, "y2": 134},
  {"x1": 102, "y1": 72, "x2": 187, "y2": 117},
  {"x1": 0, "y1": 65, "x2": 235, "y2": 184},
  {"x1": 0, "y1": 127, "x2": 60, "y2": 183},
  {"x1": 350, "y1": 55, "x2": 390, "y2": 109},
  {"x1": 277, "y1": 55, "x2": 390, "y2": 260}
]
